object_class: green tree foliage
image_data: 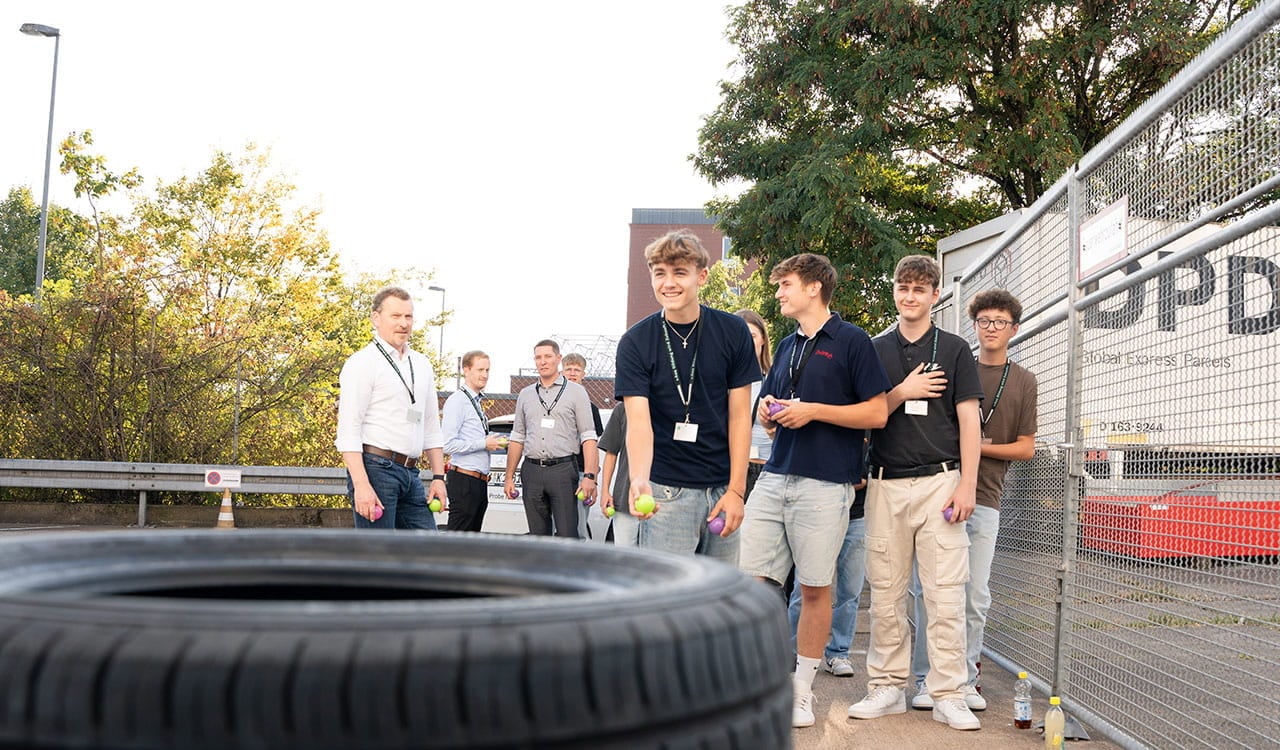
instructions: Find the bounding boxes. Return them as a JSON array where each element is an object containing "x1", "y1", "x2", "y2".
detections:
[
  {"x1": 0, "y1": 186, "x2": 93, "y2": 296},
  {"x1": 700, "y1": 256, "x2": 775, "y2": 316},
  {"x1": 696, "y1": 0, "x2": 1255, "y2": 332},
  {"x1": 0, "y1": 137, "x2": 440, "y2": 470}
]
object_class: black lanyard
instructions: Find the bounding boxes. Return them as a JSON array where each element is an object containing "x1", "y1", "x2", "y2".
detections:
[
  {"x1": 536, "y1": 378, "x2": 568, "y2": 416},
  {"x1": 896, "y1": 326, "x2": 940, "y2": 379},
  {"x1": 980, "y1": 362, "x2": 1011, "y2": 427},
  {"x1": 661, "y1": 314, "x2": 700, "y2": 422},
  {"x1": 373, "y1": 340, "x2": 415, "y2": 404},
  {"x1": 463, "y1": 387, "x2": 488, "y2": 431},
  {"x1": 787, "y1": 332, "x2": 819, "y2": 399}
]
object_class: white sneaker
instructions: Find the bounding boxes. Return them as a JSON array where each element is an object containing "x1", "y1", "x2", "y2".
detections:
[
  {"x1": 961, "y1": 684, "x2": 987, "y2": 711},
  {"x1": 792, "y1": 689, "x2": 815, "y2": 728},
  {"x1": 847, "y1": 685, "x2": 907, "y2": 719},
  {"x1": 824, "y1": 655, "x2": 855, "y2": 677},
  {"x1": 911, "y1": 688, "x2": 933, "y2": 709},
  {"x1": 932, "y1": 698, "x2": 981, "y2": 730}
]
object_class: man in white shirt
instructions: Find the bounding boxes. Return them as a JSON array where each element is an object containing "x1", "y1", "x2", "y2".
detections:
[
  {"x1": 335, "y1": 286, "x2": 448, "y2": 529},
  {"x1": 441, "y1": 350, "x2": 503, "y2": 532}
]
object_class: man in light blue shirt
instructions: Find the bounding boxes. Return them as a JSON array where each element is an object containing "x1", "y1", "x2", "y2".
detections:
[{"x1": 441, "y1": 350, "x2": 503, "y2": 532}]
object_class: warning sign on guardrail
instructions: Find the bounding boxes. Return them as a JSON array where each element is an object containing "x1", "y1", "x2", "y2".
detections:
[{"x1": 204, "y1": 469, "x2": 242, "y2": 489}]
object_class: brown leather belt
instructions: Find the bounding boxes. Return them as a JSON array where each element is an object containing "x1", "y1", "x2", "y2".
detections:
[
  {"x1": 450, "y1": 466, "x2": 490, "y2": 481},
  {"x1": 362, "y1": 444, "x2": 418, "y2": 469}
]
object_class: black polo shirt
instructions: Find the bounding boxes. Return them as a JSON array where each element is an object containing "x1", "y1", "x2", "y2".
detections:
[
  {"x1": 762, "y1": 313, "x2": 890, "y2": 484},
  {"x1": 870, "y1": 323, "x2": 983, "y2": 470}
]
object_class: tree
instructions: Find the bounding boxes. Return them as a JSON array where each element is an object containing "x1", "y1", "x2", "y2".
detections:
[
  {"x1": 0, "y1": 138, "x2": 441, "y2": 471},
  {"x1": 0, "y1": 186, "x2": 93, "y2": 296},
  {"x1": 696, "y1": 0, "x2": 1256, "y2": 330},
  {"x1": 700, "y1": 256, "x2": 774, "y2": 315}
]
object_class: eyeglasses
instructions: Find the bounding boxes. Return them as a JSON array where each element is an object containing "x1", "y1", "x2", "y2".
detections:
[{"x1": 975, "y1": 318, "x2": 1014, "y2": 330}]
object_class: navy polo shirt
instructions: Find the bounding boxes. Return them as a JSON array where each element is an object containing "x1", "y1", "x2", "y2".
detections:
[
  {"x1": 761, "y1": 312, "x2": 891, "y2": 484},
  {"x1": 869, "y1": 323, "x2": 983, "y2": 470},
  {"x1": 615, "y1": 306, "x2": 757, "y2": 488}
]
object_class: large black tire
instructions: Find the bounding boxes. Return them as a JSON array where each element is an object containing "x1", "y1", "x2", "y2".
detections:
[{"x1": 0, "y1": 530, "x2": 791, "y2": 750}]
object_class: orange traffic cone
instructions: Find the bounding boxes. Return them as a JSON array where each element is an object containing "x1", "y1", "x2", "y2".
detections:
[{"x1": 215, "y1": 488, "x2": 236, "y2": 529}]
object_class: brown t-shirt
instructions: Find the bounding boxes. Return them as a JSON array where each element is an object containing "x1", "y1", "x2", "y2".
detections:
[{"x1": 976, "y1": 360, "x2": 1037, "y2": 510}]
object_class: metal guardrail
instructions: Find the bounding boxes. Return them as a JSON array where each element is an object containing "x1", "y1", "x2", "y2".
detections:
[{"x1": 0, "y1": 459, "x2": 438, "y2": 527}]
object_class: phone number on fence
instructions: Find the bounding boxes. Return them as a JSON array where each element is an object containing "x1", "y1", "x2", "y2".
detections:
[{"x1": 1093, "y1": 421, "x2": 1165, "y2": 432}]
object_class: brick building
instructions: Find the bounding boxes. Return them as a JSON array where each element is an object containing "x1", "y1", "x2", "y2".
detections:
[{"x1": 626, "y1": 208, "x2": 728, "y2": 328}]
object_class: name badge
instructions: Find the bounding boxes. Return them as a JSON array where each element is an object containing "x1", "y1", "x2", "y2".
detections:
[
  {"x1": 405, "y1": 408, "x2": 423, "y2": 424},
  {"x1": 749, "y1": 445, "x2": 760, "y2": 459},
  {"x1": 981, "y1": 436, "x2": 993, "y2": 445},
  {"x1": 905, "y1": 400, "x2": 928, "y2": 416},
  {"x1": 673, "y1": 422, "x2": 699, "y2": 442},
  {"x1": 540, "y1": 417, "x2": 555, "y2": 429}
]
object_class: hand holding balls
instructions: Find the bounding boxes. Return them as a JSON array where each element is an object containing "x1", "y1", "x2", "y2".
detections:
[
  {"x1": 576, "y1": 489, "x2": 595, "y2": 507},
  {"x1": 707, "y1": 515, "x2": 726, "y2": 535},
  {"x1": 767, "y1": 400, "x2": 786, "y2": 417},
  {"x1": 507, "y1": 488, "x2": 520, "y2": 499},
  {"x1": 604, "y1": 506, "x2": 615, "y2": 518},
  {"x1": 371, "y1": 505, "x2": 383, "y2": 521},
  {"x1": 428, "y1": 498, "x2": 443, "y2": 513},
  {"x1": 634, "y1": 494, "x2": 656, "y2": 514},
  {"x1": 942, "y1": 507, "x2": 954, "y2": 522}
]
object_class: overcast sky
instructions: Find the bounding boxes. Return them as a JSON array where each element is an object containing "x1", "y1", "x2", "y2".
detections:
[{"x1": 2, "y1": 1, "x2": 744, "y2": 386}]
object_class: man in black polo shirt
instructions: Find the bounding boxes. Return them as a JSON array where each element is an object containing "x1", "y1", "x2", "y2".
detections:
[
  {"x1": 739, "y1": 253, "x2": 889, "y2": 729},
  {"x1": 847, "y1": 255, "x2": 984, "y2": 732}
]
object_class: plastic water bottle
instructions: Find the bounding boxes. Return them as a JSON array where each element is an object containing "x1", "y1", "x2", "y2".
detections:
[
  {"x1": 1044, "y1": 696, "x2": 1065, "y2": 749},
  {"x1": 1013, "y1": 671, "x2": 1032, "y2": 729}
]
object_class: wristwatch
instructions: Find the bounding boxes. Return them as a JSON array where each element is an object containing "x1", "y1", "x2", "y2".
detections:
[{"x1": 583, "y1": 473, "x2": 596, "y2": 480}]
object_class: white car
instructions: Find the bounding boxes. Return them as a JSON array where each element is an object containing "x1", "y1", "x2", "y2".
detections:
[{"x1": 438, "y1": 410, "x2": 613, "y2": 540}]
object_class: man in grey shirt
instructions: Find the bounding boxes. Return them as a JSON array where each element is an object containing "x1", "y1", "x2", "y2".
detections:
[{"x1": 504, "y1": 340, "x2": 600, "y2": 537}]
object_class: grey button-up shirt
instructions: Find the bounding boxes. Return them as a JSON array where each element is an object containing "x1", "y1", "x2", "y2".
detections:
[{"x1": 509, "y1": 377, "x2": 598, "y2": 459}]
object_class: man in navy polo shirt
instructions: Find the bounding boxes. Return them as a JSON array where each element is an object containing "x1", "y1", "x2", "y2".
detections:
[
  {"x1": 614, "y1": 229, "x2": 757, "y2": 561},
  {"x1": 739, "y1": 252, "x2": 890, "y2": 729}
]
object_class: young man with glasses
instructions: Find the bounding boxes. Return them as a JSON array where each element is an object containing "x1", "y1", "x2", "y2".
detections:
[{"x1": 909, "y1": 290, "x2": 1038, "y2": 713}]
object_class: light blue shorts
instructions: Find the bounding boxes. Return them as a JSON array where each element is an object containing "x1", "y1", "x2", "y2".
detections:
[{"x1": 738, "y1": 471, "x2": 851, "y2": 587}]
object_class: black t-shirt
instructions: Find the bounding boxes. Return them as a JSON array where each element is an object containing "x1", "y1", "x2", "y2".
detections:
[
  {"x1": 615, "y1": 306, "x2": 757, "y2": 488},
  {"x1": 869, "y1": 324, "x2": 983, "y2": 469}
]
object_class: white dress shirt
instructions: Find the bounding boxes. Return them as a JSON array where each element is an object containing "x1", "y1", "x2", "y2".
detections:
[{"x1": 335, "y1": 334, "x2": 443, "y2": 457}]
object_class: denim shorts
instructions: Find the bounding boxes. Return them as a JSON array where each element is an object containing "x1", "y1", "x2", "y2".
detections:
[{"x1": 738, "y1": 471, "x2": 851, "y2": 587}]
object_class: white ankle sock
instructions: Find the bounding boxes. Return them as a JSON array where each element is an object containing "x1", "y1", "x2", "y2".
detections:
[{"x1": 794, "y1": 654, "x2": 821, "y2": 692}]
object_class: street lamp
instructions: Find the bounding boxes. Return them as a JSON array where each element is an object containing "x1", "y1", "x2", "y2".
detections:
[
  {"x1": 20, "y1": 22, "x2": 61, "y2": 304},
  {"x1": 427, "y1": 285, "x2": 446, "y2": 360}
]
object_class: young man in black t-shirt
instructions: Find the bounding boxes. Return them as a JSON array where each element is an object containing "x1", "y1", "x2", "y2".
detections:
[{"x1": 614, "y1": 230, "x2": 756, "y2": 561}]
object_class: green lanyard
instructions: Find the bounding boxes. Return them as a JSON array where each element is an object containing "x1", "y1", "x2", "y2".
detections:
[{"x1": 980, "y1": 362, "x2": 1011, "y2": 427}]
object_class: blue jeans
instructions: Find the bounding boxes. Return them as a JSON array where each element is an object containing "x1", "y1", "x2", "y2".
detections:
[
  {"x1": 348, "y1": 453, "x2": 437, "y2": 530},
  {"x1": 788, "y1": 517, "x2": 867, "y2": 660},
  {"x1": 636, "y1": 482, "x2": 739, "y2": 564},
  {"x1": 910, "y1": 505, "x2": 999, "y2": 686}
]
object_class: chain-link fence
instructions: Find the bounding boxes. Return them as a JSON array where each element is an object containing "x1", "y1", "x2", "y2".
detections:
[{"x1": 944, "y1": 3, "x2": 1280, "y2": 747}]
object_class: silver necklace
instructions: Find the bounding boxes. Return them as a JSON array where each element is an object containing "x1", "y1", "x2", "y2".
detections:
[{"x1": 664, "y1": 315, "x2": 700, "y2": 349}]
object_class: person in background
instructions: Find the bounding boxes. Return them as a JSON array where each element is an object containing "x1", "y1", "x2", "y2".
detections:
[
  {"x1": 335, "y1": 286, "x2": 448, "y2": 529},
  {"x1": 597, "y1": 408, "x2": 632, "y2": 544},
  {"x1": 563, "y1": 352, "x2": 605, "y2": 538},
  {"x1": 735, "y1": 308, "x2": 774, "y2": 499},
  {"x1": 504, "y1": 340, "x2": 599, "y2": 537},
  {"x1": 441, "y1": 350, "x2": 503, "y2": 532}
]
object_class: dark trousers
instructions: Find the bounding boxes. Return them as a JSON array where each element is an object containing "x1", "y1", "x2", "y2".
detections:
[
  {"x1": 444, "y1": 470, "x2": 488, "y2": 532},
  {"x1": 520, "y1": 461, "x2": 579, "y2": 538}
]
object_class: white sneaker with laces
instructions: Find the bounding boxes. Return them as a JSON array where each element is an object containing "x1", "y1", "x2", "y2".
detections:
[
  {"x1": 824, "y1": 655, "x2": 855, "y2": 677},
  {"x1": 961, "y1": 684, "x2": 987, "y2": 711},
  {"x1": 847, "y1": 685, "x2": 907, "y2": 719},
  {"x1": 792, "y1": 689, "x2": 815, "y2": 728},
  {"x1": 932, "y1": 697, "x2": 981, "y2": 730}
]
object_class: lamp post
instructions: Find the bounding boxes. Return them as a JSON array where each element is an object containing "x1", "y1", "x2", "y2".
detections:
[
  {"x1": 20, "y1": 23, "x2": 61, "y2": 305},
  {"x1": 427, "y1": 285, "x2": 446, "y2": 360}
]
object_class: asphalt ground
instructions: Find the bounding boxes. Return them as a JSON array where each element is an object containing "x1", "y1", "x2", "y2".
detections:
[{"x1": 791, "y1": 622, "x2": 1121, "y2": 750}]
